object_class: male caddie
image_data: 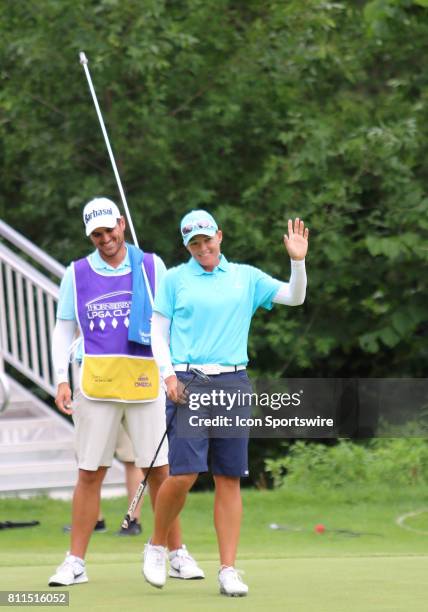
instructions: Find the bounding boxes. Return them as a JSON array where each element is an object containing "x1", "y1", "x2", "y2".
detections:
[{"x1": 48, "y1": 197, "x2": 203, "y2": 586}]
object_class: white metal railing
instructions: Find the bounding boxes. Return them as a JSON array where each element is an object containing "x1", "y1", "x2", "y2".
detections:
[
  {"x1": 0, "y1": 372, "x2": 10, "y2": 413},
  {"x1": 0, "y1": 220, "x2": 65, "y2": 278},
  {"x1": 0, "y1": 221, "x2": 65, "y2": 399}
]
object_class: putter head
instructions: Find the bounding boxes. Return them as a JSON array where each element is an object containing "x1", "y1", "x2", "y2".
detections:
[
  {"x1": 121, "y1": 515, "x2": 130, "y2": 530},
  {"x1": 188, "y1": 367, "x2": 211, "y2": 383},
  {"x1": 178, "y1": 367, "x2": 211, "y2": 402}
]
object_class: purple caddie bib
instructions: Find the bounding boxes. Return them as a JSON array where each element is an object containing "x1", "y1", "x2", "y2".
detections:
[{"x1": 73, "y1": 253, "x2": 160, "y2": 402}]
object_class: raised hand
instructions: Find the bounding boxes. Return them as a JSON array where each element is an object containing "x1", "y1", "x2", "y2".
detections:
[{"x1": 283, "y1": 218, "x2": 309, "y2": 261}]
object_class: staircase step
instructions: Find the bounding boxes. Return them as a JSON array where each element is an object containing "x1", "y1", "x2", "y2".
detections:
[
  {"x1": 0, "y1": 439, "x2": 74, "y2": 453},
  {"x1": 0, "y1": 418, "x2": 71, "y2": 445},
  {"x1": 0, "y1": 375, "x2": 125, "y2": 496},
  {"x1": 0, "y1": 440, "x2": 75, "y2": 463},
  {"x1": 0, "y1": 461, "x2": 76, "y2": 475},
  {"x1": 0, "y1": 417, "x2": 55, "y2": 428},
  {"x1": 0, "y1": 461, "x2": 126, "y2": 494},
  {"x1": 0, "y1": 401, "x2": 51, "y2": 419}
]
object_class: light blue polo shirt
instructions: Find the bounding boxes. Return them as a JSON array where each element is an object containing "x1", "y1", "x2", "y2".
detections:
[
  {"x1": 154, "y1": 254, "x2": 281, "y2": 366},
  {"x1": 57, "y1": 248, "x2": 166, "y2": 360}
]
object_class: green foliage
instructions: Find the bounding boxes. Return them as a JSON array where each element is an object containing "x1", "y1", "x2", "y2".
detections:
[
  {"x1": 265, "y1": 439, "x2": 428, "y2": 493},
  {"x1": 1, "y1": 1, "x2": 428, "y2": 377}
]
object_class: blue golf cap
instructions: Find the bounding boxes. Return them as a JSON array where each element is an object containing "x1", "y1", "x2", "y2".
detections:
[{"x1": 180, "y1": 209, "x2": 218, "y2": 246}]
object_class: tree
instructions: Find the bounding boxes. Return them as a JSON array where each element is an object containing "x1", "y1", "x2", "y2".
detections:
[{"x1": 1, "y1": 0, "x2": 428, "y2": 378}]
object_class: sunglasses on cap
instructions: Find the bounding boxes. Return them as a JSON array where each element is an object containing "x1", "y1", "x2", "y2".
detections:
[{"x1": 181, "y1": 220, "x2": 217, "y2": 236}]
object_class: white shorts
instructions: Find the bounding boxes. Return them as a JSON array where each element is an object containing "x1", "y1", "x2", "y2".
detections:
[
  {"x1": 72, "y1": 388, "x2": 169, "y2": 471},
  {"x1": 115, "y1": 425, "x2": 135, "y2": 463}
]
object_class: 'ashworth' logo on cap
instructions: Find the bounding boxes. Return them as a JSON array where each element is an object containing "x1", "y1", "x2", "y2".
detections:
[{"x1": 84, "y1": 207, "x2": 113, "y2": 224}]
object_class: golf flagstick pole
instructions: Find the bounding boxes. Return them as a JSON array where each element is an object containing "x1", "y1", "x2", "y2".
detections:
[{"x1": 79, "y1": 51, "x2": 139, "y2": 247}]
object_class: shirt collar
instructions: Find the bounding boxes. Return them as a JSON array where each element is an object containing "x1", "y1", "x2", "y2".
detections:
[
  {"x1": 91, "y1": 246, "x2": 130, "y2": 271},
  {"x1": 188, "y1": 253, "x2": 229, "y2": 275}
]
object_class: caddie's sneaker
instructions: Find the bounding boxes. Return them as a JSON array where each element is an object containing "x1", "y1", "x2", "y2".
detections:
[
  {"x1": 93, "y1": 519, "x2": 107, "y2": 532},
  {"x1": 168, "y1": 545, "x2": 205, "y2": 579},
  {"x1": 218, "y1": 566, "x2": 248, "y2": 597},
  {"x1": 63, "y1": 519, "x2": 107, "y2": 534},
  {"x1": 48, "y1": 553, "x2": 88, "y2": 587},
  {"x1": 116, "y1": 518, "x2": 142, "y2": 536},
  {"x1": 143, "y1": 542, "x2": 167, "y2": 588}
]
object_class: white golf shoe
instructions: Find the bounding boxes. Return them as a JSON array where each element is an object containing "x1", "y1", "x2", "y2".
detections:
[
  {"x1": 48, "y1": 553, "x2": 88, "y2": 587},
  {"x1": 143, "y1": 542, "x2": 167, "y2": 588},
  {"x1": 218, "y1": 566, "x2": 248, "y2": 597},
  {"x1": 168, "y1": 545, "x2": 205, "y2": 580}
]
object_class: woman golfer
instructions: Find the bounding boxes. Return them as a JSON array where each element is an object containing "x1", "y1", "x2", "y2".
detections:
[{"x1": 143, "y1": 210, "x2": 309, "y2": 596}]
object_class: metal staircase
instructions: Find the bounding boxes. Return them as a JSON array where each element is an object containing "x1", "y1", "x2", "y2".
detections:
[{"x1": 0, "y1": 220, "x2": 125, "y2": 498}]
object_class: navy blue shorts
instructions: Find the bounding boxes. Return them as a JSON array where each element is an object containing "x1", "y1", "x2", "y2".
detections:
[{"x1": 166, "y1": 370, "x2": 252, "y2": 478}]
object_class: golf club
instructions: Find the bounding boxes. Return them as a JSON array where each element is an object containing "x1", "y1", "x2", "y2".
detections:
[
  {"x1": 79, "y1": 51, "x2": 139, "y2": 247},
  {"x1": 121, "y1": 367, "x2": 211, "y2": 529}
]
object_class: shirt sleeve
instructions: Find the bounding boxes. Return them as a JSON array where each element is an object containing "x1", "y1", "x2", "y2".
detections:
[
  {"x1": 251, "y1": 266, "x2": 282, "y2": 312},
  {"x1": 151, "y1": 312, "x2": 175, "y2": 380},
  {"x1": 272, "y1": 259, "x2": 307, "y2": 306},
  {"x1": 153, "y1": 268, "x2": 176, "y2": 319},
  {"x1": 51, "y1": 318, "x2": 78, "y2": 384},
  {"x1": 56, "y1": 265, "x2": 76, "y2": 320}
]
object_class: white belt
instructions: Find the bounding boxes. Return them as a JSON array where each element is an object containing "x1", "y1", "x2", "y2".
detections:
[{"x1": 174, "y1": 364, "x2": 246, "y2": 375}]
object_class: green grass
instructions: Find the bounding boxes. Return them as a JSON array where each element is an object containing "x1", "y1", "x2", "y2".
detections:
[{"x1": 1, "y1": 487, "x2": 428, "y2": 610}]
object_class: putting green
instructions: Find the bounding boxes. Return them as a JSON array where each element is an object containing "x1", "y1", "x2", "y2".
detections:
[
  {"x1": 1, "y1": 489, "x2": 428, "y2": 610},
  {"x1": 1, "y1": 556, "x2": 427, "y2": 611}
]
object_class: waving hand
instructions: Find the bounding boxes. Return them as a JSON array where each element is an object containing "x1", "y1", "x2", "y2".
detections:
[{"x1": 284, "y1": 218, "x2": 309, "y2": 261}]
